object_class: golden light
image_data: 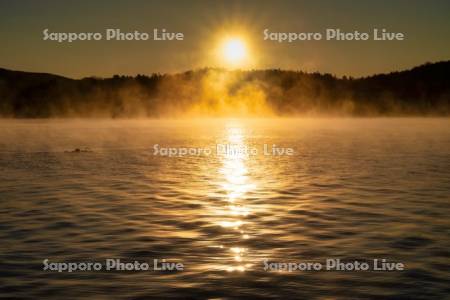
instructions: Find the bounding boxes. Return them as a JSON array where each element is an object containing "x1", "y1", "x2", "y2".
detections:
[{"x1": 221, "y1": 38, "x2": 247, "y2": 66}]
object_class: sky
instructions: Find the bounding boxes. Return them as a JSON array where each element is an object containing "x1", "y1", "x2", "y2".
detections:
[{"x1": 0, "y1": 0, "x2": 449, "y2": 78}]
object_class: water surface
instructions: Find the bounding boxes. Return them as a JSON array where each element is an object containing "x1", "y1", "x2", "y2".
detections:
[{"x1": 0, "y1": 118, "x2": 449, "y2": 299}]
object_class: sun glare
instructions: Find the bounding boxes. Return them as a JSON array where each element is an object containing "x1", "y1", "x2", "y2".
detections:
[{"x1": 222, "y1": 38, "x2": 247, "y2": 67}]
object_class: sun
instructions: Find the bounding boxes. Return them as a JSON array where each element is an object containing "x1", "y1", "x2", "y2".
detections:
[{"x1": 221, "y1": 38, "x2": 247, "y2": 67}]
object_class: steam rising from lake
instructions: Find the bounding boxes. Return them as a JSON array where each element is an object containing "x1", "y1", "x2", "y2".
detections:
[{"x1": 1, "y1": 62, "x2": 448, "y2": 118}]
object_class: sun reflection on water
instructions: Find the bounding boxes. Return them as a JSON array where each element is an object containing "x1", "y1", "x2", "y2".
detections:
[{"x1": 216, "y1": 123, "x2": 256, "y2": 272}]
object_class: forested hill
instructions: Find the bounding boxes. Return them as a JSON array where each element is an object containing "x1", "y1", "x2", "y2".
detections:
[{"x1": 0, "y1": 61, "x2": 449, "y2": 117}]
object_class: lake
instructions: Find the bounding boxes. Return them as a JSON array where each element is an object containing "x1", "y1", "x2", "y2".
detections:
[{"x1": 0, "y1": 118, "x2": 449, "y2": 299}]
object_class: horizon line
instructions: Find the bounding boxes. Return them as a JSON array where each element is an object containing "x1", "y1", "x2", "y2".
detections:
[{"x1": 1, "y1": 60, "x2": 448, "y2": 81}]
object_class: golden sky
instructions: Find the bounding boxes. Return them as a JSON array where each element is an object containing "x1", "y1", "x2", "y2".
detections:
[{"x1": 0, "y1": 0, "x2": 449, "y2": 78}]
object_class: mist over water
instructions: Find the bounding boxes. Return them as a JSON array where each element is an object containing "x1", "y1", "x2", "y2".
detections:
[
  {"x1": 2, "y1": 62, "x2": 449, "y2": 118},
  {"x1": 0, "y1": 118, "x2": 449, "y2": 299}
]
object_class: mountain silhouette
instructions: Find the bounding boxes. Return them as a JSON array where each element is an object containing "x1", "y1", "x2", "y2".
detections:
[{"x1": 0, "y1": 61, "x2": 448, "y2": 117}]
